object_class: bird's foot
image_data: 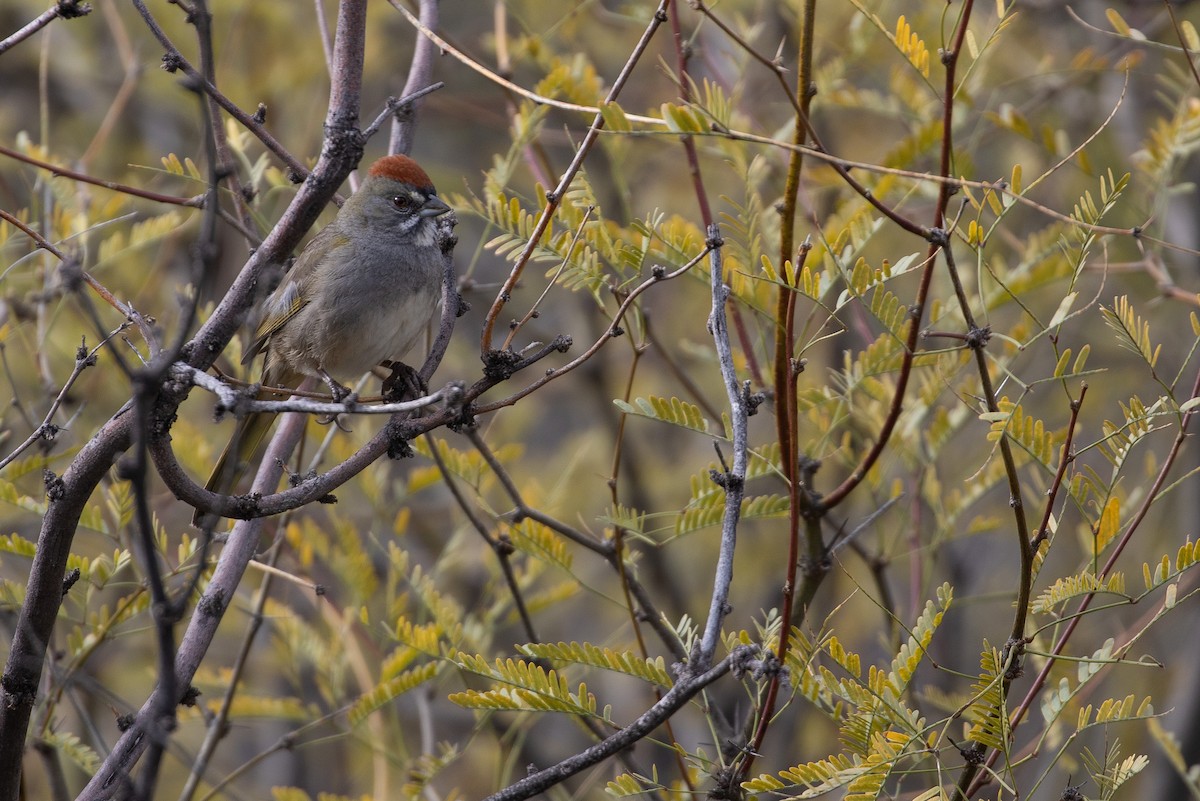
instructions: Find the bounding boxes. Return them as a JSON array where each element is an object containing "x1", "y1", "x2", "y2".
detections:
[
  {"x1": 382, "y1": 361, "x2": 427, "y2": 402},
  {"x1": 318, "y1": 368, "x2": 351, "y2": 402}
]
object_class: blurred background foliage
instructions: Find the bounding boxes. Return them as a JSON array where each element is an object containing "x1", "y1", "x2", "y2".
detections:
[{"x1": 3, "y1": 1, "x2": 1200, "y2": 800}]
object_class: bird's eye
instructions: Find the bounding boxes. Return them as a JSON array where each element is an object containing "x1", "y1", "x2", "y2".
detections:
[{"x1": 391, "y1": 195, "x2": 414, "y2": 211}]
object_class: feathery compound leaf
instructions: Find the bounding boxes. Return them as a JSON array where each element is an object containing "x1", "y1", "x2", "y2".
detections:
[
  {"x1": 1093, "y1": 495, "x2": 1121, "y2": 557},
  {"x1": 1031, "y1": 571, "x2": 1126, "y2": 614},
  {"x1": 40, "y1": 730, "x2": 100, "y2": 774},
  {"x1": 893, "y1": 16, "x2": 931, "y2": 76},
  {"x1": 826, "y1": 636, "x2": 862, "y2": 679},
  {"x1": 1134, "y1": 87, "x2": 1200, "y2": 186},
  {"x1": 1097, "y1": 395, "x2": 1168, "y2": 468},
  {"x1": 392, "y1": 618, "x2": 453, "y2": 657},
  {"x1": 97, "y1": 212, "x2": 184, "y2": 266},
  {"x1": 0, "y1": 533, "x2": 36, "y2": 559},
  {"x1": 347, "y1": 663, "x2": 440, "y2": 728},
  {"x1": 889, "y1": 582, "x2": 952, "y2": 692},
  {"x1": 844, "y1": 732, "x2": 916, "y2": 801},
  {"x1": 1041, "y1": 639, "x2": 1140, "y2": 730},
  {"x1": 1101, "y1": 296, "x2": 1161, "y2": 369},
  {"x1": 614, "y1": 396, "x2": 713, "y2": 435},
  {"x1": 518, "y1": 641, "x2": 673, "y2": 688},
  {"x1": 741, "y1": 753, "x2": 855, "y2": 794},
  {"x1": 980, "y1": 397, "x2": 1057, "y2": 466},
  {"x1": 675, "y1": 494, "x2": 789, "y2": 535},
  {"x1": 606, "y1": 773, "x2": 647, "y2": 797},
  {"x1": 398, "y1": 744, "x2": 461, "y2": 801},
  {"x1": 1082, "y1": 741, "x2": 1150, "y2": 800},
  {"x1": 1076, "y1": 693, "x2": 1154, "y2": 730},
  {"x1": 1142, "y1": 537, "x2": 1199, "y2": 590},
  {"x1": 451, "y1": 655, "x2": 602, "y2": 718},
  {"x1": 412, "y1": 436, "x2": 497, "y2": 488},
  {"x1": 966, "y1": 641, "x2": 1009, "y2": 751},
  {"x1": 508, "y1": 517, "x2": 573, "y2": 571}
]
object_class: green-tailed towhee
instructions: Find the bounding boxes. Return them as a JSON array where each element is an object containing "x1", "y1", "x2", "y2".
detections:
[{"x1": 196, "y1": 154, "x2": 450, "y2": 525}]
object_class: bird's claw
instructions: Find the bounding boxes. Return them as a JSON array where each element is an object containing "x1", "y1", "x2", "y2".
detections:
[
  {"x1": 382, "y1": 361, "x2": 427, "y2": 402},
  {"x1": 318, "y1": 368, "x2": 351, "y2": 402}
]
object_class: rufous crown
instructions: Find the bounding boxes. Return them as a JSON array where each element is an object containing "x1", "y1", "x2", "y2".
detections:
[{"x1": 367, "y1": 154, "x2": 435, "y2": 190}]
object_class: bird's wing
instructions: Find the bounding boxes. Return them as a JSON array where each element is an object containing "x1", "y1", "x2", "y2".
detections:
[
  {"x1": 240, "y1": 228, "x2": 349, "y2": 365},
  {"x1": 242, "y1": 278, "x2": 307, "y2": 364}
]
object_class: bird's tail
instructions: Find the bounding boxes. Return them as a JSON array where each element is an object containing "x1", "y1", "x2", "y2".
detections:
[{"x1": 192, "y1": 411, "x2": 276, "y2": 527}]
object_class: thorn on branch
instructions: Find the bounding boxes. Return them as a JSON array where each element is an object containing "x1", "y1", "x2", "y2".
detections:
[
  {"x1": 0, "y1": 671, "x2": 38, "y2": 706},
  {"x1": 1059, "y1": 779, "x2": 1086, "y2": 801},
  {"x1": 386, "y1": 428, "x2": 414, "y2": 460},
  {"x1": 252, "y1": 103, "x2": 267, "y2": 124},
  {"x1": 797, "y1": 455, "x2": 821, "y2": 486},
  {"x1": 56, "y1": 0, "x2": 92, "y2": 20},
  {"x1": 61, "y1": 567, "x2": 81, "y2": 599},
  {"x1": 965, "y1": 325, "x2": 992, "y2": 350},
  {"x1": 43, "y1": 469, "x2": 65, "y2": 501},
  {"x1": 707, "y1": 768, "x2": 740, "y2": 801},
  {"x1": 1002, "y1": 637, "x2": 1028, "y2": 680},
  {"x1": 708, "y1": 468, "x2": 744, "y2": 492},
  {"x1": 743, "y1": 382, "x2": 765, "y2": 416},
  {"x1": 727, "y1": 643, "x2": 764, "y2": 680},
  {"x1": 482, "y1": 349, "x2": 523, "y2": 381},
  {"x1": 76, "y1": 337, "x2": 96, "y2": 366},
  {"x1": 115, "y1": 713, "x2": 135, "y2": 732},
  {"x1": 927, "y1": 227, "x2": 950, "y2": 247},
  {"x1": 179, "y1": 685, "x2": 201, "y2": 708},
  {"x1": 197, "y1": 589, "x2": 226, "y2": 618},
  {"x1": 160, "y1": 52, "x2": 184, "y2": 73},
  {"x1": 953, "y1": 738, "x2": 986, "y2": 765}
]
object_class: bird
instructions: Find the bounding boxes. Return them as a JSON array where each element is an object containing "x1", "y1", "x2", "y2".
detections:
[{"x1": 195, "y1": 154, "x2": 451, "y2": 525}]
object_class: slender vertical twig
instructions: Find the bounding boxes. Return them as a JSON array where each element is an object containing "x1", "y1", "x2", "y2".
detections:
[{"x1": 696, "y1": 225, "x2": 747, "y2": 668}]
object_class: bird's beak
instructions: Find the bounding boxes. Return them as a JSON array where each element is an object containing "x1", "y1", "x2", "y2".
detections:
[{"x1": 420, "y1": 195, "x2": 452, "y2": 217}]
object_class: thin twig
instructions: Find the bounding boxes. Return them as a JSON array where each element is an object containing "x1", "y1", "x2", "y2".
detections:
[
  {"x1": 130, "y1": 0, "x2": 308, "y2": 179},
  {"x1": 0, "y1": 331, "x2": 120, "y2": 472},
  {"x1": 435, "y1": 429, "x2": 539, "y2": 643},
  {"x1": 477, "y1": 0, "x2": 670, "y2": 354},
  {"x1": 0, "y1": 0, "x2": 91, "y2": 57},
  {"x1": 474, "y1": 243, "x2": 711, "y2": 414},
  {"x1": 480, "y1": 651, "x2": 745, "y2": 801},
  {"x1": 696, "y1": 225, "x2": 746, "y2": 669},
  {"x1": 0, "y1": 142, "x2": 201, "y2": 207}
]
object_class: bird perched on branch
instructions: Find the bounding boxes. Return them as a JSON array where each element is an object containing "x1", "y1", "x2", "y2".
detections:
[{"x1": 195, "y1": 154, "x2": 451, "y2": 525}]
